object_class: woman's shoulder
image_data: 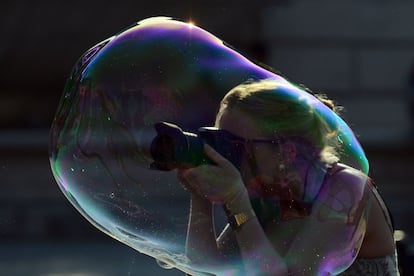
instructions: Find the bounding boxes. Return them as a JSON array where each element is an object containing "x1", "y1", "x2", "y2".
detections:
[
  {"x1": 313, "y1": 163, "x2": 371, "y2": 225},
  {"x1": 317, "y1": 163, "x2": 372, "y2": 207},
  {"x1": 326, "y1": 162, "x2": 371, "y2": 188}
]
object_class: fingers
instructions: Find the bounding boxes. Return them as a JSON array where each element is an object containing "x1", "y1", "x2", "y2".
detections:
[
  {"x1": 179, "y1": 168, "x2": 205, "y2": 195},
  {"x1": 182, "y1": 166, "x2": 213, "y2": 185},
  {"x1": 203, "y1": 143, "x2": 235, "y2": 170},
  {"x1": 181, "y1": 167, "x2": 195, "y2": 181},
  {"x1": 176, "y1": 169, "x2": 186, "y2": 182},
  {"x1": 179, "y1": 163, "x2": 245, "y2": 204},
  {"x1": 181, "y1": 168, "x2": 200, "y2": 187}
]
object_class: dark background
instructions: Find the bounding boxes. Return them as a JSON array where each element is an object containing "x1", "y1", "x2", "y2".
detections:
[{"x1": 1, "y1": 0, "x2": 414, "y2": 275}]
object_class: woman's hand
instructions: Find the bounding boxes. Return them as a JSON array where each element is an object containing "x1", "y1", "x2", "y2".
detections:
[{"x1": 180, "y1": 144, "x2": 248, "y2": 206}]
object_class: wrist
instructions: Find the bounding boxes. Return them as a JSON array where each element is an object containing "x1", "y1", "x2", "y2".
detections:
[
  {"x1": 224, "y1": 188, "x2": 251, "y2": 215},
  {"x1": 223, "y1": 188, "x2": 256, "y2": 231},
  {"x1": 226, "y1": 208, "x2": 256, "y2": 231},
  {"x1": 190, "y1": 194, "x2": 213, "y2": 209}
]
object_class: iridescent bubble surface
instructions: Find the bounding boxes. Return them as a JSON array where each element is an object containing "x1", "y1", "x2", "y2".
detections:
[{"x1": 49, "y1": 17, "x2": 370, "y2": 275}]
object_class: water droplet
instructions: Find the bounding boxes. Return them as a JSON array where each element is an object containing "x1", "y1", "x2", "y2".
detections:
[{"x1": 156, "y1": 258, "x2": 175, "y2": 269}]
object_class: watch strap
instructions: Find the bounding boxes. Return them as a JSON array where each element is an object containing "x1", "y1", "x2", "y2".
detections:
[{"x1": 227, "y1": 209, "x2": 256, "y2": 230}]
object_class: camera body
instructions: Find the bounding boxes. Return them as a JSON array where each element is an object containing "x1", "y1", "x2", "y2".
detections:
[{"x1": 149, "y1": 122, "x2": 245, "y2": 170}]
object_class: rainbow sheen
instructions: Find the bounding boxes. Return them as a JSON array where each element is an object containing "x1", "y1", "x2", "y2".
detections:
[{"x1": 49, "y1": 17, "x2": 370, "y2": 275}]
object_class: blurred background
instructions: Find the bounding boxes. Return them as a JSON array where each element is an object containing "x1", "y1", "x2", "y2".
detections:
[{"x1": 1, "y1": 0, "x2": 414, "y2": 275}]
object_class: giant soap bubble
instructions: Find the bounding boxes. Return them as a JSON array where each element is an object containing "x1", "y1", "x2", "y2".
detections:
[{"x1": 50, "y1": 17, "x2": 370, "y2": 275}]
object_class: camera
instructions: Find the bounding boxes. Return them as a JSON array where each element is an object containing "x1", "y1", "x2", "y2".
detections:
[{"x1": 147, "y1": 122, "x2": 245, "y2": 171}]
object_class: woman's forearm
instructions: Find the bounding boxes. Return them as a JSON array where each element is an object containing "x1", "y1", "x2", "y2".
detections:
[
  {"x1": 226, "y1": 193, "x2": 288, "y2": 275},
  {"x1": 186, "y1": 195, "x2": 221, "y2": 264},
  {"x1": 235, "y1": 218, "x2": 287, "y2": 275}
]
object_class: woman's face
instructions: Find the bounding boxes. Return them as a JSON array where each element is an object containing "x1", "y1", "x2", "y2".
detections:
[{"x1": 217, "y1": 109, "x2": 283, "y2": 196}]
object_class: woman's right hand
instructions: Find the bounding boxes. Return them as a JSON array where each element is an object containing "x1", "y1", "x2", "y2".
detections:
[
  {"x1": 177, "y1": 169, "x2": 194, "y2": 193},
  {"x1": 177, "y1": 144, "x2": 249, "y2": 211},
  {"x1": 177, "y1": 169, "x2": 210, "y2": 203}
]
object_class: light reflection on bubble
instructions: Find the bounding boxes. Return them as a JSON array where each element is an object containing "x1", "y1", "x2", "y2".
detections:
[
  {"x1": 49, "y1": 17, "x2": 369, "y2": 275},
  {"x1": 156, "y1": 258, "x2": 176, "y2": 269}
]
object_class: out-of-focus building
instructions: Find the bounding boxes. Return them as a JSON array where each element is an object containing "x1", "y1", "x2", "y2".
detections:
[{"x1": 1, "y1": 0, "x2": 414, "y2": 274}]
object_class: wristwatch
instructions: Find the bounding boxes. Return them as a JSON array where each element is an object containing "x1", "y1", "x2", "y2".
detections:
[{"x1": 227, "y1": 209, "x2": 256, "y2": 231}]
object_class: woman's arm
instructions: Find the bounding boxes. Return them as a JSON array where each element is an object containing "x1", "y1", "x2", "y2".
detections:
[
  {"x1": 185, "y1": 194, "x2": 220, "y2": 264},
  {"x1": 177, "y1": 170, "x2": 221, "y2": 266},
  {"x1": 284, "y1": 166, "x2": 372, "y2": 275},
  {"x1": 223, "y1": 190, "x2": 288, "y2": 275},
  {"x1": 183, "y1": 144, "x2": 288, "y2": 275}
]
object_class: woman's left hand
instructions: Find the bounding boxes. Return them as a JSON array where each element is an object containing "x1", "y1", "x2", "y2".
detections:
[{"x1": 181, "y1": 144, "x2": 248, "y2": 205}]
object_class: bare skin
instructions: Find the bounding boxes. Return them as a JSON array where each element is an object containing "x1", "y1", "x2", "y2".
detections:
[
  {"x1": 359, "y1": 194, "x2": 395, "y2": 258},
  {"x1": 180, "y1": 109, "x2": 395, "y2": 275}
]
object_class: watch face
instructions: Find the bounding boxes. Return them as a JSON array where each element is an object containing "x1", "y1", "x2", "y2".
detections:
[
  {"x1": 234, "y1": 212, "x2": 249, "y2": 226},
  {"x1": 227, "y1": 209, "x2": 256, "y2": 230}
]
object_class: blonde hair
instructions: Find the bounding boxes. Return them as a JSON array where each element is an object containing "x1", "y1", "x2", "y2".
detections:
[{"x1": 215, "y1": 79, "x2": 341, "y2": 164}]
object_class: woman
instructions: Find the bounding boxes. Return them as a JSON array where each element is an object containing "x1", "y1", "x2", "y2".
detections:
[{"x1": 179, "y1": 79, "x2": 398, "y2": 275}]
